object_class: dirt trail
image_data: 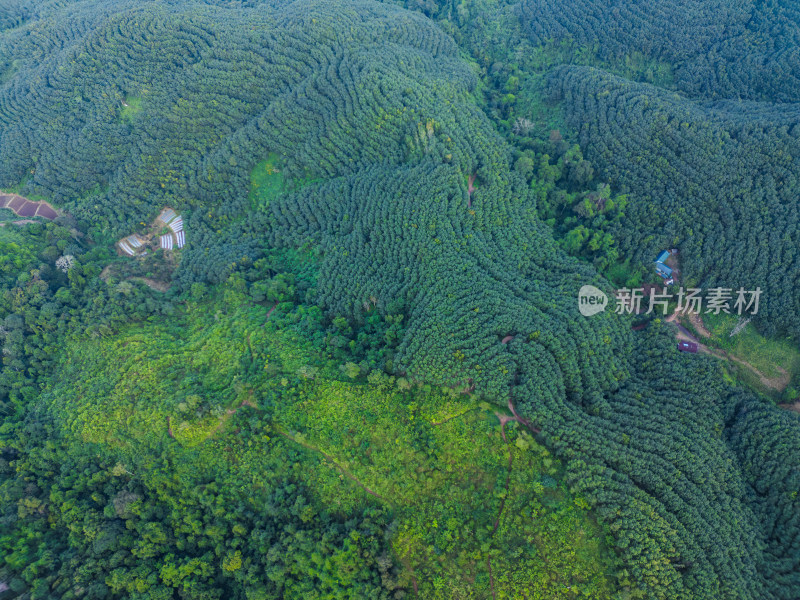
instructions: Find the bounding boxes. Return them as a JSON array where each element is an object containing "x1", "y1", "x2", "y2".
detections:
[
  {"x1": 431, "y1": 408, "x2": 477, "y2": 427},
  {"x1": 278, "y1": 429, "x2": 389, "y2": 502},
  {"x1": 668, "y1": 313, "x2": 789, "y2": 391},
  {"x1": 779, "y1": 401, "x2": 800, "y2": 414},
  {"x1": 389, "y1": 541, "x2": 420, "y2": 596},
  {"x1": 128, "y1": 277, "x2": 170, "y2": 292},
  {"x1": 266, "y1": 301, "x2": 278, "y2": 320},
  {"x1": 727, "y1": 355, "x2": 790, "y2": 390},
  {"x1": 495, "y1": 413, "x2": 514, "y2": 443},
  {"x1": 688, "y1": 313, "x2": 711, "y2": 338},
  {"x1": 485, "y1": 408, "x2": 518, "y2": 600},
  {"x1": 507, "y1": 397, "x2": 541, "y2": 434}
]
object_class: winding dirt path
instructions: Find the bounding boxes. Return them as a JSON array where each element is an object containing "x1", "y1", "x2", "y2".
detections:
[
  {"x1": 431, "y1": 407, "x2": 477, "y2": 427},
  {"x1": 668, "y1": 314, "x2": 790, "y2": 391},
  {"x1": 389, "y1": 540, "x2": 420, "y2": 596},
  {"x1": 265, "y1": 301, "x2": 278, "y2": 320},
  {"x1": 507, "y1": 397, "x2": 541, "y2": 434},
  {"x1": 486, "y1": 410, "x2": 518, "y2": 600},
  {"x1": 779, "y1": 401, "x2": 800, "y2": 414},
  {"x1": 688, "y1": 313, "x2": 711, "y2": 338},
  {"x1": 277, "y1": 428, "x2": 389, "y2": 502}
]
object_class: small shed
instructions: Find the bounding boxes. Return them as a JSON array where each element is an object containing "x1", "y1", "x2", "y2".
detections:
[
  {"x1": 655, "y1": 250, "x2": 671, "y2": 264},
  {"x1": 677, "y1": 341, "x2": 698, "y2": 353}
]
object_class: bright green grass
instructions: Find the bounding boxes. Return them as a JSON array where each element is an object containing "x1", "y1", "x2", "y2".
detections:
[
  {"x1": 700, "y1": 312, "x2": 800, "y2": 392},
  {"x1": 249, "y1": 153, "x2": 286, "y2": 209},
  {"x1": 120, "y1": 96, "x2": 142, "y2": 122},
  {"x1": 41, "y1": 287, "x2": 620, "y2": 598}
]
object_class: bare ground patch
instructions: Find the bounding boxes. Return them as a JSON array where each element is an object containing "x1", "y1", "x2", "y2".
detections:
[{"x1": 128, "y1": 277, "x2": 171, "y2": 292}]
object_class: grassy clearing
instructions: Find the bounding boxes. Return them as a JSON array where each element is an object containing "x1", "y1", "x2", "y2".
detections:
[
  {"x1": 249, "y1": 153, "x2": 286, "y2": 209},
  {"x1": 42, "y1": 287, "x2": 620, "y2": 598},
  {"x1": 120, "y1": 95, "x2": 143, "y2": 122},
  {"x1": 275, "y1": 378, "x2": 618, "y2": 598},
  {"x1": 698, "y1": 312, "x2": 800, "y2": 397}
]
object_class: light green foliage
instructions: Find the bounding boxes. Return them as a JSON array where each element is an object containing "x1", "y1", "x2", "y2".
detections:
[
  {"x1": 701, "y1": 312, "x2": 800, "y2": 396},
  {"x1": 119, "y1": 95, "x2": 143, "y2": 123},
  {"x1": 28, "y1": 288, "x2": 618, "y2": 598},
  {"x1": 0, "y1": 228, "x2": 36, "y2": 278},
  {"x1": 249, "y1": 154, "x2": 286, "y2": 210},
  {"x1": 1, "y1": 1, "x2": 799, "y2": 599},
  {"x1": 276, "y1": 379, "x2": 618, "y2": 597},
  {"x1": 46, "y1": 299, "x2": 253, "y2": 447}
]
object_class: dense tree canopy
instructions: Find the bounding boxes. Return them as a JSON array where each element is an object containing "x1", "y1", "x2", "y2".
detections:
[
  {"x1": 1, "y1": 1, "x2": 799, "y2": 599},
  {"x1": 547, "y1": 65, "x2": 800, "y2": 337},
  {"x1": 517, "y1": 0, "x2": 800, "y2": 101}
]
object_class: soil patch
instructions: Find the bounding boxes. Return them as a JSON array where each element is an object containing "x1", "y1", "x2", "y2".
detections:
[
  {"x1": 128, "y1": 277, "x2": 170, "y2": 292},
  {"x1": 17, "y1": 201, "x2": 38, "y2": 217},
  {"x1": 689, "y1": 313, "x2": 711, "y2": 338},
  {"x1": 0, "y1": 193, "x2": 60, "y2": 220},
  {"x1": 779, "y1": 401, "x2": 800, "y2": 414},
  {"x1": 36, "y1": 204, "x2": 58, "y2": 219}
]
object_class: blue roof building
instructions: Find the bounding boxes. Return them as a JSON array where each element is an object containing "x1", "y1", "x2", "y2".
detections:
[
  {"x1": 655, "y1": 250, "x2": 671, "y2": 264},
  {"x1": 655, "y1": 263, "x2": 673, "y2": 277}
]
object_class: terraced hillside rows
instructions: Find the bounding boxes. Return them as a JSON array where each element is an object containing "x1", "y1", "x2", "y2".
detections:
[
  {"x1": 0, "y1": 1, "x2": 798, "y2": 599},
  {"x1": 547, "y1": 65, "x2": 800, "y2": 338},
  {"x1": 0, "y1": 0, "x2": 467, "y2": 241},
  {"x1": 517, "y1": 0, "x2": 800, "y2": 101},
  {"x1": 257, "y1": 6, "x2": 799, "y2": 600},
  {"x1": 0, "y1": 193, "x2": 58, "y2": 219}
]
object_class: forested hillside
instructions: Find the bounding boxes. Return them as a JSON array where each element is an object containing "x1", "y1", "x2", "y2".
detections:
[
  {"x1": 1, "y1": 1, "x2": 799, "y2": 599},
  {"x1": 416, "y1": 0, "x2": 800, "y2": 335},
  {"x1": 517, "y1": 0, "x2": 800, "y2": 101},
  {"x1": 547, "y1": 66, "x2": 800, "y2": 337}
]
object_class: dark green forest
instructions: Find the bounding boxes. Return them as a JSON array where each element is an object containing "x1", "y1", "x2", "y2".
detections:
[{"x1": 0, "y1": 1, "x2": 799, "y2": 599}]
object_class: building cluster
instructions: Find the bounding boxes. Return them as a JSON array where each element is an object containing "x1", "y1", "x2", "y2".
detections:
[
  {"x1": 116, "y1": 207, "x2": 186, "y2": 256},
  {"x1": 654, "y1": 249, "x2": 675, "y2": 285},
  {"x1": 158, "y1": 209, "x2": 185, "y2": 250}
]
